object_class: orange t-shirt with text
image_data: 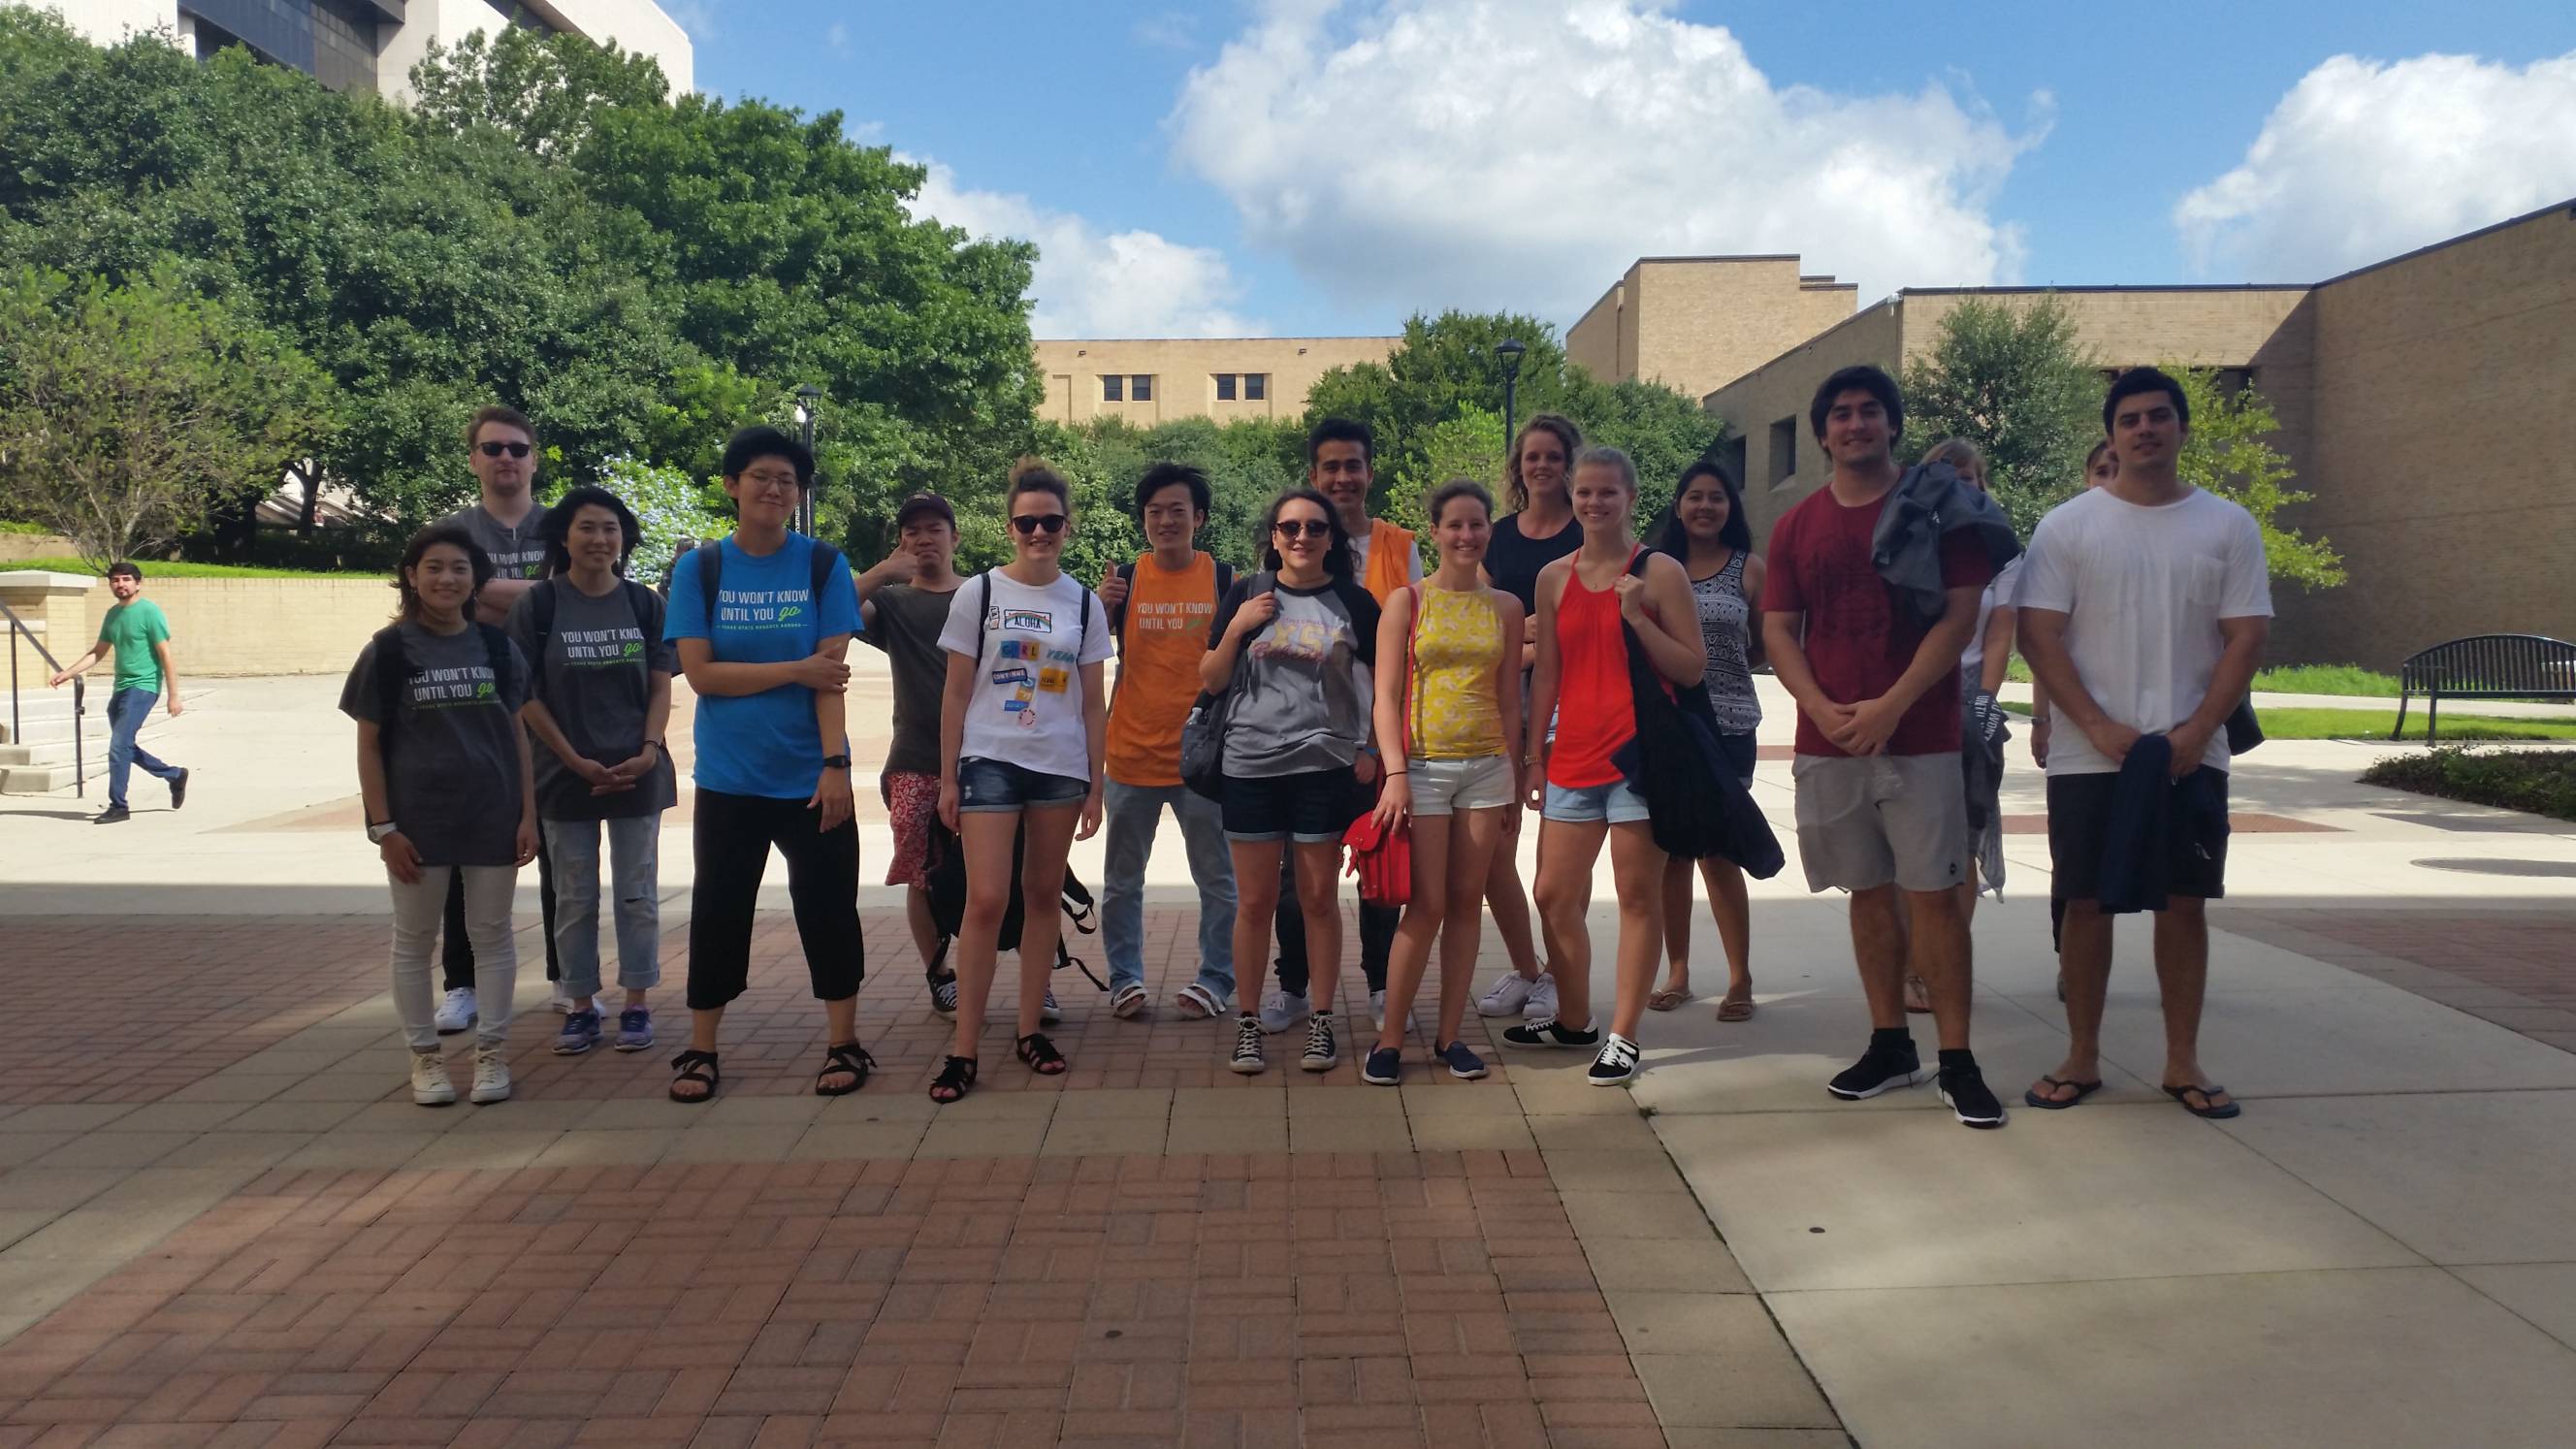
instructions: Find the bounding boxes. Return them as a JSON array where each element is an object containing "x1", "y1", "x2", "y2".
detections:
[{"x1": 1104, "y1": 552, "x2": 1220, "y2": 788}]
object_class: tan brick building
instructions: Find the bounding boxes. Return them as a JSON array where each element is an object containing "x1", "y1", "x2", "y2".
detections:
[
  {"x1": 1700, "y1": 203, "x2": 2576, "y2": 669},
  {"x1": 1567, "y1": 256, "x2": 1856, "y2": 403},
  {"x1": 1031, "y1": 338, "x2": 1396, "y2": 427}
]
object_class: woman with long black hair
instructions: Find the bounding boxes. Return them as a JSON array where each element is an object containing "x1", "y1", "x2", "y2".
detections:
[{"x1": 1647, "y1": 459, "x2": 1764, "y2": 1022}]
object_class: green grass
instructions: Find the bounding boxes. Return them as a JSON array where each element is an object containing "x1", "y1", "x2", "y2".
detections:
[
  {"x1": 1999, "y1": 701, "x2": 2576, "y2": 742},
  {"x1": 0, "y1": 557, "x2": 375, "y2": 579},
  {"x1": 2363, "y1": 747, "x2": 2576, "y2": 821},
  {"x1": 0, "y1": 519, "x2": 54, "y2": 536},
  {"x1": 2003, "y1": 657, "x2": 2401, "y2": 696}
]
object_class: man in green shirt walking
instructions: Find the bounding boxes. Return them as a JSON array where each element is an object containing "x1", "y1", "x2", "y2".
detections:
[{"x1": 49, "y1": 561, "x2": 190, "y2": 823}]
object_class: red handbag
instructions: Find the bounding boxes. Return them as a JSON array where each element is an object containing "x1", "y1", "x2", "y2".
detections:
[{"x1": 1344, "y1": 585, "x2": 1422, "y2": 907}]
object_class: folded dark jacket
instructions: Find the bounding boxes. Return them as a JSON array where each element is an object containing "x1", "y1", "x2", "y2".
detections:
[
  {"x1": 1870, "y1": 461, "x2": 2023, "y2": 622},
  {"x1": 2097, "y1": 735, "x2": 2229, "y2": 915}
]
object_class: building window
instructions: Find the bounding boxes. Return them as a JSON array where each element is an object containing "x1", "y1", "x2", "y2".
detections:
[
  {"x1": 1132, "y1": 374, "x2": 1154, "y2": 402},
  {"x1": 1102, "y1": 375, "x2": 1123, "y2": 402},
  {"x1": 1767, "y1": 417, "x2": 1798, "y2": 487},
  {"x1": 1215, "y1": 373, "x2": 1238, "y2": 402},
  {"x1": 1244, "y1": 373, "x2": 1267, "y2": 401}
]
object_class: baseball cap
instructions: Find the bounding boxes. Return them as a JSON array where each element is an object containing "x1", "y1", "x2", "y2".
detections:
[{"x1": 894, "y1": 493, "x2": 955, "y2": 530}]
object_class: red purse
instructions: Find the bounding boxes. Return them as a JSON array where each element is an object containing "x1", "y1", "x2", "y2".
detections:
[{"x1": 1344, "y1": 585, "x2": 1421, "y2": 907}]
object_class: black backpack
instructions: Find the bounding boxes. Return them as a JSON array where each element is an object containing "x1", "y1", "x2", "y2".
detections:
[
  {"x1": 370, "y1": 621, "x2": 518, "y2": 768},
  {"x1": 692, "y1": 536, "x2": 846, "y2": 636},
  {"x1": 920, "y1": 820, "x2": 1100, "y2": 988}
]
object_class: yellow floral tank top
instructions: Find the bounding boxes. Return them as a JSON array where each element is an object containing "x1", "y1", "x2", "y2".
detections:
[{"x1": 1407, "y1": 584, "x2": 1506, "y2": 759}]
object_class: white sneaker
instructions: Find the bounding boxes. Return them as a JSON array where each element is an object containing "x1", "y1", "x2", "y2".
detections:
[
  {"x1": 1477, "y1": 974, "x2": 1535, "y2": 1017},
  {"x1": 469, "y1": 1048, "x2": 511, "y2": 1104},
  {"x1": 434, "y1": 987, "x2": 478, "y2": 1035},
  {"x1": 1259, "y1": 989, "x2": 1309, "y2": 1034},
  {"x1": 1524, "y1": 974, "x2": 1561, "y2": 1020},
  {"x1": 1041, "y1": 987, "x2": 1063, "y2": 1025},
  {"x1": 1369, "y1": 989, "x2": 1387, "y2": 1032},
  {"x1": 550, "y1": 982, "x2": 578, "y2": 1014},
  {"x1": 409, "y1": 1053, "x2": 457, "y2": 1107}
]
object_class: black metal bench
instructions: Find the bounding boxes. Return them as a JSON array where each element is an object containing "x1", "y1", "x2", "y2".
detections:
[{"x1": 2392, "y1": 634, "x2": 2576, "y2": 741}]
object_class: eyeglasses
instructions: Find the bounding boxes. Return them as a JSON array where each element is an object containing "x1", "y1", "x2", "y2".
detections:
[
  {"x1": 1272, "y1": 519, "x2": 1332, "y2": 539},
  {"x1": 476, "y1": 441, "x2": 532, "y2": 459},
  {"x1": 1011, "y1": 514, "x2": 1069, "y2": 535},
  {"x1": 740, "y1": 470, "x2": 802, "y2": 492}
]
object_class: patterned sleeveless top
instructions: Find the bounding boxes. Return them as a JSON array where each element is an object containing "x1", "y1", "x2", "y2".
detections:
[
  {"x1": 1407, "y1": 585, "x2": 1506, "y2": 759},
  {"x1": 1691, "y1": 550, "x2": 1763, "y2": 734}
]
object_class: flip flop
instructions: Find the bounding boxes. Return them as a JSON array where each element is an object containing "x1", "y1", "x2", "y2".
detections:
[
  {"x1": 1715, "y1": 994, "x2": 1755, "y2": 1023},
  {"x1": 1648, "y1": 988, "x2": 1687, "y2": 1012},
  {"x1": 2164, "y1": 1083, "x2": 2240, "y2": 1119},
  {"x1": 2022, "y1": 1076, "x2": 2103, "y2": 1110}
]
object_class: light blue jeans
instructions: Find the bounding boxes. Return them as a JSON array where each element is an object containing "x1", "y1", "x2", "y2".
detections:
[
  {"x1": 542, "y1": 815, "x2": 663, "y2": 1001},
  {"x1": 1101, "y1": 780, "x2": 1236, "y2": 1002}
]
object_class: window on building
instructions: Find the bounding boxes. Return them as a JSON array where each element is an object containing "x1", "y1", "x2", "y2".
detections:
[
  {"x1": 1767, "y1": 417, "x2": 1798, "y2": 487},
  {"x1": 1132, "y1": 374, "x2": 1154, "y2": 402},
  {"x1": 1102, "y1": 375, "x2": 1123, "y2": 402},
  {"x1": 1215, "y1": 373, "x2": 1238, "y2": 401},
  {"x1": 1244, "y1": 373, "x2": 1268, "y2": 401}
]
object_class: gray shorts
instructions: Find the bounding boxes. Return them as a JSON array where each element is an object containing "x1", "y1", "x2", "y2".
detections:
[
  {"x1": 1409, "y1": 755, "x2": 1514, "y2": 817},
  {"x1": 1790, "y1": 753, "x2": 1970, "y2": 893}
]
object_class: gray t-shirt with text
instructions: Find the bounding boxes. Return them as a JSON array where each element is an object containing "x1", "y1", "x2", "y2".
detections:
[
  {"x1": 443, "y1": 500, "x2": 551, "y2": 581},
  {"x1": 504, "y1": 579, "x2": 680, "y2": 821},
  {"x1": 338, "y1": 621, "x2": 531, "y2": 866}
]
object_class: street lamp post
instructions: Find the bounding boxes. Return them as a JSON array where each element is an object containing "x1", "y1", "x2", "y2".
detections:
[
  {"x1": 1495, "y1": 338, "x2": 1528, "y2": 457},
  {"x1": 792, "y1": 384, "x2": 822, "y2": 536}
]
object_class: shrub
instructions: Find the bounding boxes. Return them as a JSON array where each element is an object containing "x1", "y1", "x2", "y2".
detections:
[{"x1": 2361, "y1": 746, "x2": 2576, "y2": 822}]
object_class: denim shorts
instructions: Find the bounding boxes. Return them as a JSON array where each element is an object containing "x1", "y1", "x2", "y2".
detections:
[
  {"x1": 1223, "y1": 766, "x2": 1357, "y2": 844},
  {"x1": 957, "y1": 757, "x2": 1088, "y2": 814},
  {"x1": 1542, "y1": 776, "x2": 1652, "y2": 825},
  {"x1": 1407, "y1": 755, "x2": 1516, "y2": 817}
]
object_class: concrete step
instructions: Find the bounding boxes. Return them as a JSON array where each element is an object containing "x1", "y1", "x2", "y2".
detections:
[{"x1": 0, "y1": 761, "x2": 82, "y2": 794}]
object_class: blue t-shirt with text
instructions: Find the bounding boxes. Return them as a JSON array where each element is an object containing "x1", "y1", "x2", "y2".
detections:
[{"x1": 664, "y1": 535, "x2": 860, "y2": 799}]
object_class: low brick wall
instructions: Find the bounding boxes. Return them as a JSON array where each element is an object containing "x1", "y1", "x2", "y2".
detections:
[{"x1": 87, "y1": 577, "x2": 401, "y2": 678}]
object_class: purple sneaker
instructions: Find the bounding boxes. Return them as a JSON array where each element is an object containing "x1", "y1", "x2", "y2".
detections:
[
  {"x1": 614, "y1": 1007, "x2": 654, "y2": 1052},
  {"x1": 552, "y1": 1008, "x2": 601, "y2": 1056}
]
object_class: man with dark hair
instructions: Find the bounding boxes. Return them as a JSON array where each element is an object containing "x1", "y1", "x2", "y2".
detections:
[
  {"x1": 48, "y1": 561, "x2": 189, "y2": 824},
  {"x1": 1264, "y1": 418, "x2": 1417, "y2": 1034},
  {"x1": 856, "y1": 491, "x2": 966, "y2": 994},
  {"x1": 1096, "y1": 463, "x2": 1239, "y2": 1020},
  {"x1": 432, "y1": 403, "x2": 560, "y2": 1031},
  {"x1": 1762, "y1": 365, "x2": 2008, "y2": 1128},
  {"x1": 2016, "y1": 367, "x2": 2269, "y2": 1119}
]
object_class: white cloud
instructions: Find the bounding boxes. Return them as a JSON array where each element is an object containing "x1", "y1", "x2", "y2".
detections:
[
  {"x1": 904, "y1": 158, "x2": 1266, "y2": 338},
  {"x1": 1167, "y1": 0, "x2": 2036, "y2": 320},
  {"x1": 2176, "y1": 51, "x2": 2576, "y2": 278}
]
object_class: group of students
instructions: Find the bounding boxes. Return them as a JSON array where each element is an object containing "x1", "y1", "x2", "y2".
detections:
[{"x1": 350, "y1": 359, "x2": 2270, "y2": 1129}]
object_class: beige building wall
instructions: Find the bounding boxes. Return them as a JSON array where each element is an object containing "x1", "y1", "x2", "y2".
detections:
[
  {"x1": 1566, "y1": 258, "x2": 1859, "y2": 400},
  {"x1": 2291, "y1": 206, "x2": 2576, "y2": 669},
  {"x1": 1700, "y1": 302, "x2": 1907, "y2": 547},
  {"x1": 1032, "y1": 338, "x2": 1396, "y2": 427}
]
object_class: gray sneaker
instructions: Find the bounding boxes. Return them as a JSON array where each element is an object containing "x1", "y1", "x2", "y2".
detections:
[{"x1": 1259, "y1": 988, "x2": 1309, "y2": 1034}]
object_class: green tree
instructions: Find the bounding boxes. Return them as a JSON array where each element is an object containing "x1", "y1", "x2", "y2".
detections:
[
  {"x1": 1898, "y1": 294, "x2": 2103, "y2": 537},
  {"x1": 404, "y1": 23, "x2": 671, "y2": 154},
  {"x1": 0, "y1": 268, "x2": 334, "y2": 568},
  {"x1": 2167, "y1": 367, "x2": 2345, "y2": 590}
]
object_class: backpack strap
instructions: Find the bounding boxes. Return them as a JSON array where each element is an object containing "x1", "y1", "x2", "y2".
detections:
[
  {"x1": 1402, "y1": 583, "x2": 1423, "y2": 763},
  {"x1": 530, "y1": 577, "x2": 558, "y2": 660},
  {"x1": 693, "y1": 539, "x2": 724, "y2": 628},
  {"x1": 1213, "y1": 561, "x2": 1236, "y2": 602},
  {"x1": 806, "y1": 540, "x2": 843, "y2": 617},
  {"x1": 476, "y1": 623, "x2": 516, "y2": 702},
  {"x1": 371, "y1": 624, "x2": 411, "y2": 735}
]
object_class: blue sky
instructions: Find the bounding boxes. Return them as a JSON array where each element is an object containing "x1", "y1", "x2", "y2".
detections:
[{"x1": 673, "y1": 1, "x2": 2576, "y2": 339}]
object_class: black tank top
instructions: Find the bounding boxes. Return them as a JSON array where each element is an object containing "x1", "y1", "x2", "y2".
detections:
[{"x1": 1485, "y1": 511, "x2": 1583, "y2": 613}]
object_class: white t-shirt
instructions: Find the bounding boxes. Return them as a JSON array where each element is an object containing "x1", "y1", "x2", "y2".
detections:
[
  {"x1": 1959, "y1": 554, "x2": 2024, "y2": 687},
  {"x1": 938, "y1": 569, "x2": 1114, "y2": 785},
  {"x1": 2015, "y1": 487, "x2": 2272, "y2": 777}
]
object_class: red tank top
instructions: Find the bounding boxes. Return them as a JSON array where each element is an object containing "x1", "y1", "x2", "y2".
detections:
[{"x1": 1549, "y1": 551, "x2": 1639, "y2": 789}]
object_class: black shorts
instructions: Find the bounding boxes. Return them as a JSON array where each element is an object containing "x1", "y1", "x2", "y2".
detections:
[
  {"x1": 1222, "y1": 766, "x2": 1359, "y2": 845},
  {"x1": 2046, "y1": 769, "x2": 2231, "y2": 904}
]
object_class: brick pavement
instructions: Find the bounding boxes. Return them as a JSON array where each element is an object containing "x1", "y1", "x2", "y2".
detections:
[
  {"x1": 0, "y1": 911, "x2": 1833, "y2": 1447},
  {"x1": 2216, "y1": 906, "x2": 2576, "y2": 1056}
]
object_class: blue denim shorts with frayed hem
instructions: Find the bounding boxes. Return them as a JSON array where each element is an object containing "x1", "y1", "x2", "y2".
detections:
[
  {"x1": 1541, "y1": 777, "x2": 1652, "y2": 826},
  {"x1": 956, "y1": 757, "x2": 1087, "y2": 813}
]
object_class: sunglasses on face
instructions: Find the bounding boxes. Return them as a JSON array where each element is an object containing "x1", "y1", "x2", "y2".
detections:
[
  {"x1": 476, "y1": 441, "x2": 532, "y2": 459},
  {"x1": 1011, "y1": 513, "x2": 1068, "y2": 535},
  {"x1": 1273, "y1": 518, "x2": 1332, "y2": 539}
]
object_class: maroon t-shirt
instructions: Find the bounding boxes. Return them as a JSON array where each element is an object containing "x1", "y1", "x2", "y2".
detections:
[{"x1": 1762, "y1": 485, "x2": 1993, "y2": 757}]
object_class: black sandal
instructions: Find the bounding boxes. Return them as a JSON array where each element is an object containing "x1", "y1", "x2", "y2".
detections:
[
  {"x1": 1015, "y1": 1032, "x2": 1068, "y2": 1077},
  {"x1": 2164, "y1": 1083, "x2": 2240, "y2": 1119},
  {"x1": 929, "y1": 1054, "x2": 978, "y2": 1104},
  {"x1": 815, "y1": 1041, "x2": 875, "y2": 1097},
  {"x1": 668, "y1": 1048, "x2": 720, "y2": 1104}
]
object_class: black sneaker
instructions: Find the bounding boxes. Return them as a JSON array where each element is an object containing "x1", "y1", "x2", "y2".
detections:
[
  {"x1": 1938, "y1": 1062, "x2": 2009, "y2": 1129},
  {"x1": 1500, "y1": 1017, "x2": 1601, "y2": 1049},
  {"x1": 91, "y1": 805, "x2": 130, "y2": 824},
  {"x1": 1300, "y1": 1015, "x2": 1338, "y2": 1072},
  {"x1": 1826, "y1": 1041, "x2": 1923, "y2": 1100},
  {"x1": 169, "y1": 769, "x2": 189, "y2": 811},
  {"x1": 1436, "y1": 1040, "x2": 1488, "y2": 1080},
  {"x1": 1361, "y1": 1046, "x2": 1401, "y2": 1086},
  {"x1": 928, "y1": 975, "x2": 958, "y2": 1020},
  {"x1": 1229, "y1": 1015, "x2": 1266, "y2": 1076},
  {"x1": 1586, "y1": 1033, "x2": 1641, "y2": 1086}
]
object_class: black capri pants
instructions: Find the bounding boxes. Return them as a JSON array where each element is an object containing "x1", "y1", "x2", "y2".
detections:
[{"x1": 687, "y1": 787, "x2": 865, "y2": 1010}]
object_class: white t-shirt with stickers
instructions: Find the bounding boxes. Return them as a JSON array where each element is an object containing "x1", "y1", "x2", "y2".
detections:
[
  {"x1": 938, "y1": 569, "x2": 1114, "y2": 785},
  {"x1": 2014, "y1": 486, "x2": 2272, "y2": 777}
]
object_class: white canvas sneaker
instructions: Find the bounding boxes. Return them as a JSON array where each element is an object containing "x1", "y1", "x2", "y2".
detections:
[
  {"x1": 469, "y1": 1047, "x2": 512, "y2": 1105},
  {"x1": 409, "y1": 1053, "x2": 457, "y2": 1107}
]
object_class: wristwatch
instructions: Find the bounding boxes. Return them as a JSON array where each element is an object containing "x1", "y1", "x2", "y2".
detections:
[
  {"x1": 367, "y1": 821, "x2": 400, "y2": 844},
  {"x1": 821, "y1": 754, "x2": 853, "y2": 770}
]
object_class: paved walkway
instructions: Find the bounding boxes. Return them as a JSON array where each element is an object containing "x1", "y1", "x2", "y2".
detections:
[{"x1": 4, "y1": 675, "x2": 2574, "y2": 1446}]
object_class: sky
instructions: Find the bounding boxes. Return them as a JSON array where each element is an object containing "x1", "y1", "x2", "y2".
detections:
[{"x1": 669, "y1": 1, "x2": 2576, "y2": 340}]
